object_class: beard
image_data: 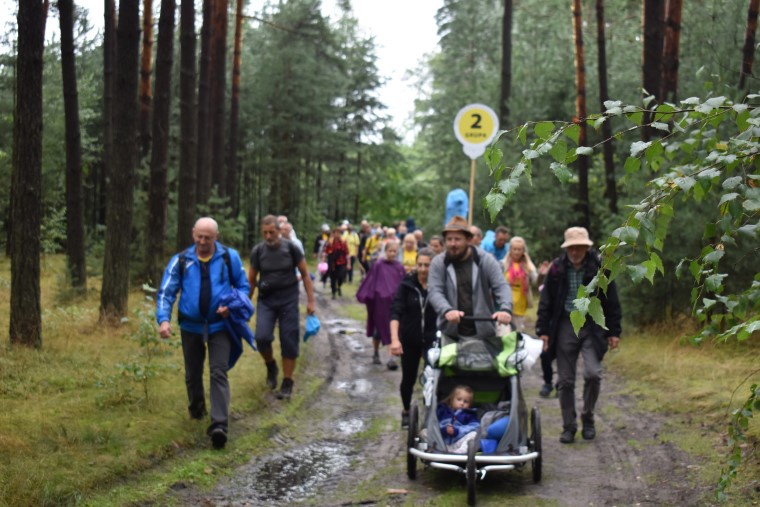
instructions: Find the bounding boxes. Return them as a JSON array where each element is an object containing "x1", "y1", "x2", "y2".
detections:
[{"x1": 445, "y1": 245, "x2": 470, "y2": 263}]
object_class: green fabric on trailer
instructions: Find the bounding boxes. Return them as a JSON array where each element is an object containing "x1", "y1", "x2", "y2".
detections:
[{"x1": 438, "y1": 331, "x2": 519, "y2": 378}]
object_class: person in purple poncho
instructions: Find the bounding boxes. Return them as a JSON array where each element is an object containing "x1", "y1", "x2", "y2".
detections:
[{"x1": 357, "y1": 240, "x2": 406, "y2": 370}]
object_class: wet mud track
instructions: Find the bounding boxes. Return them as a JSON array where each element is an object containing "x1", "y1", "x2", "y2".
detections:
[{"x1": 171, "y1": 292, "x2": 712, "y2": 506}]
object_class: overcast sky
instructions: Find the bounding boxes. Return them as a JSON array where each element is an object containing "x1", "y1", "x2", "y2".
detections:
[{"x1": 2, "y1": 0, "x2": 441, "y2": 142}]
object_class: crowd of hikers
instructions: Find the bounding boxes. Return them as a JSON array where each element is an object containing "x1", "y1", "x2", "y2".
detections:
[{"x1": 157, "y1": 214, "x2": 621, "y2": 451}]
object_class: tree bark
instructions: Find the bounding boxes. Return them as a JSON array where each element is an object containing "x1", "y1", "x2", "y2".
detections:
[
  {"x1": 101, "y1": 0, "x2": 116, "y2": 228},
  {"x1": 58, "y1": 0, "x2": 87, "y2": 291},
  {"x1": 196, "y1": 0, "x2": 213, "y2": 206},
  {"x1": 139, "y1": 0, "x2": 154, "y2": 158},
  {"x1": 661, "y1": 0, "x2": 683, "y2": 103},
  {"x1": 145, "y1": 0, "x2": 176, "y2": 286},
  {"x1": 572, "y1": 0, "x2": 590, "y2": 229},
  {"x1": 177, "y1": 0, "x2": 198, "y2": 250},
  {"x1": 210, "y1": 0, "x2": 228, "y2": 197},
  {"x1": 100, "y1": 0, "x2": 141, "y2": 321},
  {"x1": 499, "y1": 0, "x2": 512, "y2": 127},
  {"x1": 642, "y1": 0, "x2": 664, "y2": 140},
  {"x1": 739, "y1": 0, "x2": 760, "y2": 90},
  {"x1": 596, "y1": 0, "x2": 617, "y2": 214},
  {"x1": 10, "y1": 0, "x2": 45, "y2": 347},
  {"x1": 226, "y1": 0, "x2": 243, "y2": 214}
]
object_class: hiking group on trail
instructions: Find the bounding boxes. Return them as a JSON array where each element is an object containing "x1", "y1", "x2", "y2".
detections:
[{"x1": 155, "y1": 214, "x2": 621, "y2": 452}]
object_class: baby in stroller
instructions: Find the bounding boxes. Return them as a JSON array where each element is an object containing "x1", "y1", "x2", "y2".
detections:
[{"x1": 436, "y1": 385, "x2": 480, "y2": 454}]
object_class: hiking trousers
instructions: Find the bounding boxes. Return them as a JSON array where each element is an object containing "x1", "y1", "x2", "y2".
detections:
[
  {"x1": 556, "y1": 315, "x2": 602, "y2": 433},
  {"x1": 181, "y1": 329, "x2": 231, "y2": 431}
]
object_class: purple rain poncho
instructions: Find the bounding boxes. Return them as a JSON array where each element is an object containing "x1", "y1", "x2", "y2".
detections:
[{"x1": 356, "y1": 258, "x2": 406, "y2": 345}]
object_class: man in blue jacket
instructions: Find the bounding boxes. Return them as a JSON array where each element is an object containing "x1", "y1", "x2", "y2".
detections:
[{"x1": 156, "y1": 217, "x2": 250, "y2": 449}]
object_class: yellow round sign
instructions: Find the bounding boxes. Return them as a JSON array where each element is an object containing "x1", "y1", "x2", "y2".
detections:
[{"x1": 453, "y1": 103, "x2": 499, "y2": 159}]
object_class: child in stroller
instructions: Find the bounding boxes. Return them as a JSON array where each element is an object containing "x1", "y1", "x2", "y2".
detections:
[{"x1": 437, "y1": 385, "x2": 480, "y2": 454}]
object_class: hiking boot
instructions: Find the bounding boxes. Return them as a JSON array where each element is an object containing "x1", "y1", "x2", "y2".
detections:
[
  {"x1": 559, "y1": 429, "x2": 576, "y2": 444},
  {"x1": 276, "y1": 378, "x2": 294, "y2": 400},
  {"x1": 209, "y1": 427, "x2": 228, "y2": 449},
  {"x1": 265, "y1": 361, "x2": 279, "y2": 390},
  {"x1": 386, "y1": 358, "x2": 398, "y2": 371},
  {"x1": 582, "y1": 424, "x2": 596, "y2": 440},
  {"x1": 188, "y1": 405, "x2": 207, "y2": 420},
  {"x1": 539, "y1": 383, "x2": 553, "y2": 398},
  {"x1": 372, "y1": 352, "x2": 381, "y2": 365},
  {"x1": 401, "y1": 411, "x2": 410, "y2": 430}
]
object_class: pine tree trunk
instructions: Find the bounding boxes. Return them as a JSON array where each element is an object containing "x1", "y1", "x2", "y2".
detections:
[
  {"x1": 739, "y1": 0, "x2": 760, "y2": 90},
  {"x1": 642, "y1": 0, "x2": 664, "y2": 140},
  {"x1": 58, "y1": 0, "x2": 87, "y2": 291},
  {"x1": 101, "y1": 0, "x2": 116, "y2": 228},
  {"x1": 10, "y1": 0, "x2": 45, "y2": 347},
  {"x1": 596, "y1": 0, "x2": 617, "y2": 214},
  {"x1": 196, "y1": 0, "x2": 213, "y2": 206},
  {"x1": 177, "y1": 0, "x2": 198, "y2": 251},
  {"x1": 226, "y1": 0, "x2": 243, "y2": 214},
  {"x1": 499, "y1": 0, "x2": 512, "y2": 127},
  {"x1": 139, "y1": 0, "x2": 154, "y2": 158},
  {"x1": 210, "y1": 0, "x2": 228, "y2": 197},
  {"x1": 145, "y1": 0, "x2": 176, "y2": 286},
  {"x1": 100, "y1": 1, "x2": 141, "y2": 322},
  {"x1": 572, "y1": 0, "x2": 590, "y2": 229},
  {"x1": 661, "y1": 0, "x2": 682, "y2": 102}
]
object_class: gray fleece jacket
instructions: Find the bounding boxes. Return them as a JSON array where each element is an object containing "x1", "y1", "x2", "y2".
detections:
[{"x1": 428, "y1": 246, "x2": 513, "y2": 340}]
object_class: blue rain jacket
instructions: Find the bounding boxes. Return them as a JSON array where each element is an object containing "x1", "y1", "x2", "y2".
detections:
[{"x1": 219, "y1": 288, "x2": 257, "y2": 368}]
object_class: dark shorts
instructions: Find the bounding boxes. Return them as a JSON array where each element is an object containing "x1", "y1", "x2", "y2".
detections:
[{"x1": 255, "y1": 287, "x2": 300, "y2": 358}]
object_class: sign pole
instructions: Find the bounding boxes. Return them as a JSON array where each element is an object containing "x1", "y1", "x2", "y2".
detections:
[{"x1": 468, "y1": 159, "x2": 476, "y2": 225}]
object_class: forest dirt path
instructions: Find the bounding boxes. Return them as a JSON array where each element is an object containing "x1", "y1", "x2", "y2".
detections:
[{"x1": 170, "y1": 287, "x2": 712, "y2": 506}]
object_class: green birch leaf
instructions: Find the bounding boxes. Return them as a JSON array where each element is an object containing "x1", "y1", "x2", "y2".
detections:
[
  {"x1": 719, "y1": 192, "x2": 740, "y2": 205},
  {"x1": 650, "y1": 252, "x2": 665, "y2": 275},
  {"x1": 550, "y1": 140, "x2": 568, "y2": 162},
  {"x1": 550, "y1": 162, "x2": 573, "y2": 183},
  {"x1": 642, "y1": 260, "x2": 657, "y2": 284},
  {"x1": 588, "y1": 297, "x2": 607, "y2": 329},
  {"x1": 484, "y1": 147, "x2": 503, "y2": 173},
  {"x1": 517, "y1": 124, "x2": 528, "y2": 145},
  {"x1": 485, "y1": 191, "x2": 507, "y2": 222},
  {"x1": 626, "y1": 111, "x2": 644, "y2": 125},
  {"x1": 534, "y1": 121, "x2": 555, "y2": 140},
  {"x1": 564, "y1": 124, "x2": 580, "y2": 144},
  {"x1": 576, "y1": 146, "x2": 594, "y2": 156},
  {"x1": 705, "y1": 273, "x2": 727, "y2": 292},
  {"x1": 703, "y1": 249, "x2": 725, "y2": 265},
  {"x1": 570, "y1": 310, "x2": 586, "y2": 335},
  {"x1": 628, "y1": 264, "x2": 648, "y2": 284},
  {"x1": 624, "y1": 156, "x2": 641, "y2": 174},
  {"x1": 743, "y1": 199, "x2": 760, "y2": 212},
  {"x1": 722, "y1": 176, "x2": 743, "y2": 189}
]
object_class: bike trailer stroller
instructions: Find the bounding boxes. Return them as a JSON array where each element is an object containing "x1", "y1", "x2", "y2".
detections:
[{"x1": 406, "y1": 321, "x2": 542, "y2": 505}]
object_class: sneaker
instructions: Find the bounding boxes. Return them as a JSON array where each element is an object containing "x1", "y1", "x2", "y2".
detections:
[
  {"x1": 559, "y1": 429, "x2": 576, "y2": 444},
  {"x1": 582, "y1": 424, "x2": 596, "y2": 440},
  {"x1": 387, "y1": 358, "x2": 398, "y2": 371},
  {"x1": 276, "y1": 378, "x2": 294, "y2": 400},
  {"x1": 265, "y1": 361, "x2": 279, "y2": 390},
  {"x1": 539, "y1": 383, "x2": 553, "y2": 398},
  {"x1": 210, "y1": 427, "x2": 227, "y2": 449},
  {"x1": 372, "y1": 353, "x2": 381, "y2": 365},
  {"x1": 401, "y1": 411, "x2": 410, "y2": 430}
]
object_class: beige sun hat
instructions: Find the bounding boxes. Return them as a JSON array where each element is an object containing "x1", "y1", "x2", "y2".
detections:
[
  {"x1": 442, "y1": 215, "x2": 473, "y2": 238},
  {"x1": 561, "y1": 226, "x2": 594, "y2": 248}
]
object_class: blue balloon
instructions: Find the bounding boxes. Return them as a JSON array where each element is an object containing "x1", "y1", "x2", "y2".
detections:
[{"x1": 445, "y1": 189, "x2": 469, "y2": 225}]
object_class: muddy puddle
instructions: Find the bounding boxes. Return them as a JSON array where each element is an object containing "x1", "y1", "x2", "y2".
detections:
[{"x1": 208, "y1": 441, "x2": 353, "y2": 506}]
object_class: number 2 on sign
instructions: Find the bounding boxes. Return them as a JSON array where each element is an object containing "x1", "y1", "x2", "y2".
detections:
[{"x1": 470, "y1": 114, "x2": 482, "y2": 129}]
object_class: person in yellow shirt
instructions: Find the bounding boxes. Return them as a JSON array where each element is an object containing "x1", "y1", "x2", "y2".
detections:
[
  {"x1": 363, "y1": 226, "x2": 383, "y2": 268},
  {"x1": 400, "y1": 233, "x2": 418, "y2": 273},
  {"x1": 342, "y1": 223, "x2": 361, "y2": 283}
]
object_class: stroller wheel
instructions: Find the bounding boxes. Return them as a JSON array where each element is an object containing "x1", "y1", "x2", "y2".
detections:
[
  {"x1": 406, "y1": 403, "x2": 419, "y2": 480},
  {"x1": 466, "y1": 437, "x2": 477, "y2": 505},
  {"x1": 531, "y1": 406, "x2": 542, "y2": 483}
]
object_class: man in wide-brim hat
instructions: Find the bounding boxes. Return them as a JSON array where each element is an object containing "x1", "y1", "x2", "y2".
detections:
[
  {"x1": 428, "y1": 215, "x2": 513, "y2": 341},
  {"x1": 535, "y1": 226, "x2": 622, "y2": 445}
]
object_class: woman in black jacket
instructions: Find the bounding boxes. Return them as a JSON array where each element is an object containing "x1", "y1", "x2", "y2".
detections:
[{"x1": 389, "y1": 248, "x2": 439, "y2": 429}]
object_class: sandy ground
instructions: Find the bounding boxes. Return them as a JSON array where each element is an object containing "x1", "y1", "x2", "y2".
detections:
[{"x1": 170, "y1": 286, "x2": 711, "y2": 507}]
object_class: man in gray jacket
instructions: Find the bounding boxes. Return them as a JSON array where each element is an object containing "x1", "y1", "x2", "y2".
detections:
[{"x1": 428, "y1": 216, "x2": 513, "y2": 339}]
